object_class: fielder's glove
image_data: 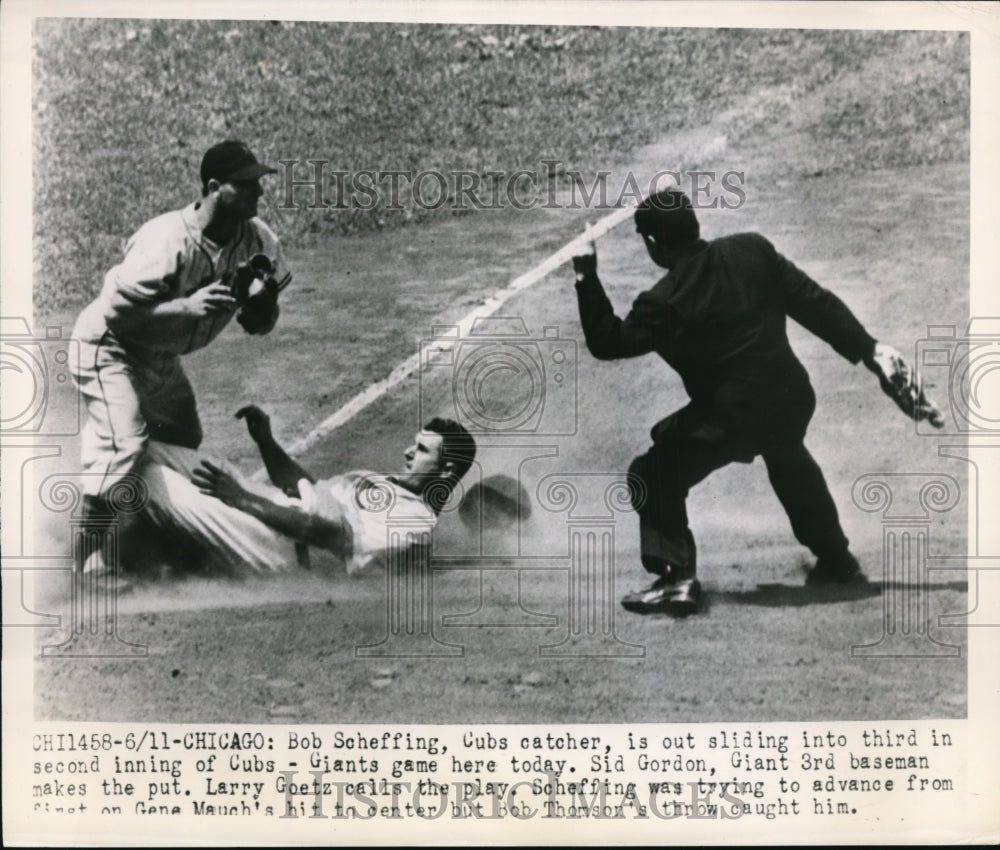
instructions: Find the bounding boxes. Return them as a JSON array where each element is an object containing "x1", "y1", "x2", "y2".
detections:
[
  {"x1": 864, "y1": 342, "x2": 945, "y2": 428},
  {"x1": 230, "y1": 254, "x2": 291, "y2": 335}
]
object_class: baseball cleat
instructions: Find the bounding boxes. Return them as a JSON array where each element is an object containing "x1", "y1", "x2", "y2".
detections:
[
  {"x1": 621, "y1": 576, "x2": 702, "y2": 616},
  {"x1": 806, "y1": 551, "x2": 866, "y2": 586}
]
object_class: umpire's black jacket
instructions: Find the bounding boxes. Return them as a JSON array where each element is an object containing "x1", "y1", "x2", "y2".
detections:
[{"x1": 574, "y1": 232, "x2": 877, "y2": 450}]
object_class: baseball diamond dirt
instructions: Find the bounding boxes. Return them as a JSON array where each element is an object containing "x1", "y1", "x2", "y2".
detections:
[{"x1": 21, "y1": 22, "x2": 971, "y2": 727}]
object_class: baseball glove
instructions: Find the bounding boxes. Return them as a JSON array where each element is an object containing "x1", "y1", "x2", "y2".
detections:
[
  {"x1": 864, "y1": 343, "x2": 945, "y2": 428},
  {"x1": 230, "y1": 254, "x2": 291, "y2": 335}
]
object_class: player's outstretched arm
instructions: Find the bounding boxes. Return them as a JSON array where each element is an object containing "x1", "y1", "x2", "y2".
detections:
[
  {"x1": 192, "y1": 460, "x2": 342, "y2": 550},
  {"x1": 236, "y1": 406, "x2": 316, "y2": 493},
  {"x1": 864, "y1": 343, "x2": 945, "y2": 427}
]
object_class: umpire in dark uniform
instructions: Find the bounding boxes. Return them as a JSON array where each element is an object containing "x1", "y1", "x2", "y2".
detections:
[{"x1": 572, "y1": 186, "x2": 883, "y2": 616}]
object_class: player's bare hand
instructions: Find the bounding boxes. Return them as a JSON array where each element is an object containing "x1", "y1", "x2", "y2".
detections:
[
  {"x1": 236, "y1": 405, "x2": 273, "y2": 443},
  {"x1": 191, "y1": 459, "x2": 250, "y2": 508},
  {"x1": 185, "y1": 282, "x2": 237, "y2": 317},
  {"x1": 572, "y1": 222, "x2": 597, "y2": 278}
]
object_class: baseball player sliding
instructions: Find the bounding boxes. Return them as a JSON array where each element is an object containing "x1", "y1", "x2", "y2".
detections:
[
  {"x1": 70, "y1": 140, "x2": 289, "y2": 581},
  {"x1": 571, "y1": 186, "x2": 943, "y2": 617},
  {"x1": 123, "y1": 407, "x2": 476, "y2": 577}
]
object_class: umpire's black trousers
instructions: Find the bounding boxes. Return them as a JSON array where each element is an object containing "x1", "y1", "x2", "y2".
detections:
[{"x1": 627, "y1": 403, "x2": 850, "y2": 579}]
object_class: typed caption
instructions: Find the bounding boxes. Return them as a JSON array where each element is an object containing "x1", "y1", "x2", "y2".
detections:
[{"x1": 18, "y1": 720, "x2": 963, "y2": 840}]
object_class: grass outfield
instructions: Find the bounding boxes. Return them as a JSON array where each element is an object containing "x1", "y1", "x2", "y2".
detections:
[{"x1": 33, "y1": 24, "x2": 967, "y2": 317}]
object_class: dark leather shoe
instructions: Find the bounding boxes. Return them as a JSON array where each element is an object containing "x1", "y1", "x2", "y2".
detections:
[
  {"x1": 806, "y1": 551, "x2": 866, "y2": 585},
  {"x1": 666, "y1": 578, "x2": 702, "y2": 617},
  {"x1": 621, "y1": 576, "x2": 702, "y2": 616}
]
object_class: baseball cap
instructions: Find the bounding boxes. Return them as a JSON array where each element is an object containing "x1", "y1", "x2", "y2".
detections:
[{"x1": 200, "y1": 140, "x2": 277, "y2": 185}]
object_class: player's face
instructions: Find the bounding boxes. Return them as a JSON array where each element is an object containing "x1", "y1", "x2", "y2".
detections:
[
  {"x1": 396, "y1": 430, "x2": 446, "y2": 493},
  {"x1": 217, "y1": 178, "x2": 265, "y2": 219}
]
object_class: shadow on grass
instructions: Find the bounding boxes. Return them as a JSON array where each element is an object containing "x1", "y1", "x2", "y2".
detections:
[{"x1": 710, "y1": 580, "x2": 968, "y2": 608}]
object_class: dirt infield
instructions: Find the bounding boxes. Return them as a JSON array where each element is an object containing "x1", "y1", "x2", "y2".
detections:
[{"x1": 33, "y1": 146, "x2": 969, "y2": 722}]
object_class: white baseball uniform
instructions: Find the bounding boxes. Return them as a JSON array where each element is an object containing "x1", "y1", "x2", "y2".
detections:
[
  {"x1": 138, "y1": 442, "x2": 438, "y2": 575},
  {"x1": 70, "y1": 202, "x2": 288, "y2": 498}
]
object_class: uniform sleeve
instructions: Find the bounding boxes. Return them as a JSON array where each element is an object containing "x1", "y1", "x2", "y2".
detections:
[
  {"x1": 574, "y1": 270, "x2": 665, "y2": 360},
  {"x1": 307, "y1": 474, "x2": 380, "y2": 572},
  {"x1": 350, "y1": 486, "x2": 435, "y2": 574},
  {"x1": 765, "y1": 237, "x2": 877, "y2": 364},
  {"x1": 317, "y1": 474, "x2": 437, "y2": 574},
  {"x1": 108, "y1": 225, "x2": 186, "y2": 305}
]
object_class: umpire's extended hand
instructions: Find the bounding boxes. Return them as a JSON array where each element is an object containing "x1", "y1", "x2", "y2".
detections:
[
  {"x1": 864, "y1": 343, "x2": 945, "y2": 428},
  {"x1": 572, "y1": 223, "x2": 597, "y2": 278}
]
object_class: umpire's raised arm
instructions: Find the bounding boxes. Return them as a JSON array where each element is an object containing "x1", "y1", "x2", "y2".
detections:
[{"x1": 572, "y1": 225, "x2": 662, "y2": 360}]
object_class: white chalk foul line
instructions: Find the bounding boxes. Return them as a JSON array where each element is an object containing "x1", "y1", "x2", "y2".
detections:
[{"x1": 252, "y1": 202, "x2": 639, "y2": 477}]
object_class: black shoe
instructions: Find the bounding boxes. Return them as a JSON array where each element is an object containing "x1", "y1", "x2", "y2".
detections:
[
  {"x1": 806, "y1": 551, "x2": 867, "y2": 586},
  {"x1": 666, "y1": 578, "x2": 702, "y2": 617},
  {"x1": 621, "y1": 576, "x2": 702, "y2": 616}
]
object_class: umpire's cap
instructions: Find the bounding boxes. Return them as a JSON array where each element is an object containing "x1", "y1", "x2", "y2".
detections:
[
  {"x1": 200, "y1": 140, "x2": 277, "y2": 186},
  {"x1": 634, "y1": 186, "x2": 700, "y2": 249}
]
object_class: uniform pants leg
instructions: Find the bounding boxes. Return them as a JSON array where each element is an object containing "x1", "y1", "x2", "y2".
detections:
[
  {"x1": 628, "y1": 407, "x2": 745, "y2": 579},
  {"x1": 138, "y1": 442, "x2": 300, "y2": 574},
  {"x1": 139, "y1": 359, "x2": 203, "y2": 450},
  {"x1": 761, "y1": 441, "x2": 850, "y2": 560},
  {"x1": 72, "y1": 336, "x2": 202, "y2": 499},
  {"x1": 72, "y1": 337, "x2": 152, "y2": 499}
]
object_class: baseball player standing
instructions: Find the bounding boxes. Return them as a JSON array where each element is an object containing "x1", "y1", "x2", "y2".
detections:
[
  {"x1": 571, "y1": 186, "x2": 943, "y2": 617},
  {"x1": 70, "y1": 140, "x2": 289, "y2": 580}
]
